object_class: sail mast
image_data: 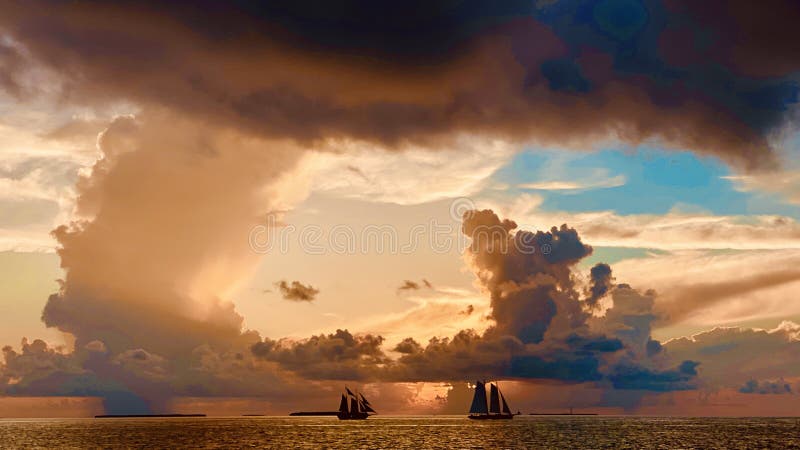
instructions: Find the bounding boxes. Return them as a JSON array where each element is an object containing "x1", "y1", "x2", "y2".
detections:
[{"x1": 339, "y1": 394, "x2": 349, "y2": 413}]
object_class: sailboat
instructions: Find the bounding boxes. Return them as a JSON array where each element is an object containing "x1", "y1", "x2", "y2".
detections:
[
  {"x1": 468, "y1": 380, "x2": 514, "y2": 420},
  {"x1": 337, "y1": 387, "x2": 376, "y2": 420}
]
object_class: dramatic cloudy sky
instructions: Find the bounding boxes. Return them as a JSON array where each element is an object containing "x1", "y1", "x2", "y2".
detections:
[{"x1": 2, "y1": 0, "x2": 800, "y2": 416}]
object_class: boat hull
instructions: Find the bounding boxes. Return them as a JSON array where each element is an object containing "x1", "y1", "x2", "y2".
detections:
[
  {"x1": 468, "y1": 414, "x2": 514, "y2": 420},
  {"x1": 337, "y1": 412, "x2": 370, "y2": 420}
]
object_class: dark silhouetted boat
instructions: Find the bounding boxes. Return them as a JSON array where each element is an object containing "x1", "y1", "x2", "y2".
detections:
[
  {"x1": 468, "y1": 381, "x2": 514, "y2": 420},
  {"x1": 337, "y1": 387, "x2": 376, "y2": 420}
]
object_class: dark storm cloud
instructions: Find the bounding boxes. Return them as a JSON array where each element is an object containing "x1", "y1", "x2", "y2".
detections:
[
  {"x1": 659, "y1": 0, "x2": 800, "y2": 78},
  {"x1": 607, "y1": 360, "x2": 698, "y2": 391},
  {"x1": 275, "y1": 280, "x2": 319, "y2": 302},
  {"x1": 0, "y1": 338, "x2": 171, "y2": 414},
  {"x1": 0, "y1": 339, "x2": 80, "y2": 394},
  {"x1": 533, "y1": 0, "x2": 800, "y2": 142},
  {"x1": 251, "y1": 329, "x2": 388, "y2": 380},
  {"x1": 390, "y1": 331, "x2": 523, "y2": 382},
  {"x1": 1, "y1": 0, "x2": 798, "y2": 165},
  {"x1": 1, "y1": 335, "x2": 357, "y2": 414},
  {"x1": 463, "y1": 210, "x2": 593, "y2": 343}
]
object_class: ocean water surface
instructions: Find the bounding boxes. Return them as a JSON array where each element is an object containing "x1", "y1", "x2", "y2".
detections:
[{"x1": 1, "y1": 416, "x2": 798, "y2": 449}]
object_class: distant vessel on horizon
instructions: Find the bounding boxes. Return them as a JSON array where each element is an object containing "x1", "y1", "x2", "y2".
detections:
[
  {"x1": 288, "y1": 387, "x2": 377, "y2": 419},
  {"x1": 468, "y1": 381, "x2": 514, "y2": 420},
  {"x1": 337, "y1": 387, "x2": 376, "y2": 420}
]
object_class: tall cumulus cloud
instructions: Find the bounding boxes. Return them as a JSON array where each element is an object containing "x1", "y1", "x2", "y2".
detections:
[{"x1": 252, "y1": 210, "x2": 699, "y2": 393}]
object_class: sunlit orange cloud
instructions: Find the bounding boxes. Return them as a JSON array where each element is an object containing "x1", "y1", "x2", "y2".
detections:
[
  {"x1": 612, "y1": 250, "x2": 800, "y2": 332},
  {"x1": 345, "y1": 289, "x2": 491, "y2": 349}
]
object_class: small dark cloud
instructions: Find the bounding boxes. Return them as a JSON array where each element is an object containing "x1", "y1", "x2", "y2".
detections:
[
  {"x1": 398, "y1": 280, "x2": 420, "y2": 291},
  {"x1": 460, "y1": 304, "x2": 474, "y2": 316},
  {"x1": 345, "y1": 165, "x2": 369, "y2": 182},
  {"x1": 393, "y1": 338, "x2": 423, "y2": 355},
  {"x1": 608, "y1": 361, "x2": 699, "y2": 392},
  {"x1": 739, "y1": 379, "x2": 792, "y2": 395},
  {"x1": 586, "y1": 263, "x2": 613, "y2": 309},
  {"x1": 275, "y1": 280, "x2": 319, "y2": 302},
  {"x1": 398, "y1": 279, "x2": 434, "y2": 292}
]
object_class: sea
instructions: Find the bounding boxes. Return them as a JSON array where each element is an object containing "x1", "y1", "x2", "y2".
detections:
[{"x1": 1, "y1": 416, "x2": 798, "y2": 449}]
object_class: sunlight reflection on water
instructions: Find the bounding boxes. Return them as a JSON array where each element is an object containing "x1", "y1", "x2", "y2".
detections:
[{"x1": 1, "y1": 416, "x2": 798, "y2": 449}]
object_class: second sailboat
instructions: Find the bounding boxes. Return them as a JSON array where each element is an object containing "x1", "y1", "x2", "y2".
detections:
[{"x1": 468, "y1": 381, "x2": 514, "y2": 420}]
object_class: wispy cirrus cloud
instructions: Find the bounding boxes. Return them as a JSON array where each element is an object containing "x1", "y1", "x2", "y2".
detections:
[
  {"x1": 613, "y1": 249, "x2": 800, "y2": 330},
  {"x1": 519, "y1": 172, "x2": 625, "y2": 192},
  {"x1": 302, "y1": 137, "x2": 515, "y2": 205},
  {"x1": 490, "y1": 193, "x2": 800, "y2": 250},
  {"x1": 723, "y1": 170, "x2": 800, "y2": 205}
]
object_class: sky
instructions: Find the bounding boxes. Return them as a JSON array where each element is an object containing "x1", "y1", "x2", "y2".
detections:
[{"x1": 2, "y1": 0, "x2": 800, "y2": 417}]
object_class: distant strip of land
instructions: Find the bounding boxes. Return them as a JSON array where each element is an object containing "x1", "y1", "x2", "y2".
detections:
[
  {"x1": 94, "y1": 414, "x2": 207, "y2": 418},
  {"x1": 289, "y1": 411, "x2": 340, "y2": 416}
]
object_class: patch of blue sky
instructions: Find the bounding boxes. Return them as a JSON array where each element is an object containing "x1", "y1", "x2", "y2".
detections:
[{"x1": 491, "y1": 144, "x2": 800, "y2": 219}]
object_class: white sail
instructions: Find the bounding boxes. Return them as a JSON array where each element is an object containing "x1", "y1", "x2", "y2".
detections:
[{"x1": 469, "y1": 381, "x2": 489, "y2": 414}]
